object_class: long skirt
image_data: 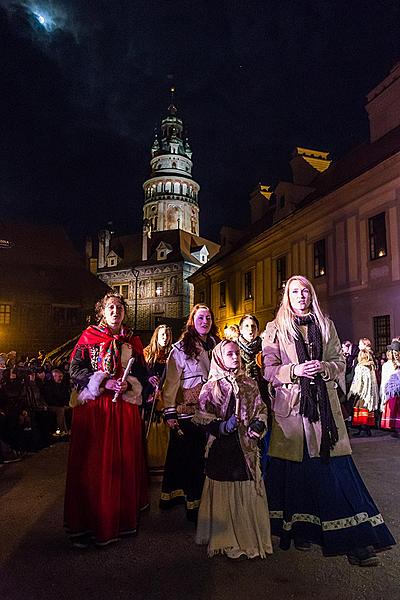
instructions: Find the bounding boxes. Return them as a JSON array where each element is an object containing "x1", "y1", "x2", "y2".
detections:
[
  {"x1": 352, "y1": 407, "x2": 375, "y2": 427},
  {"x1": 196, "y1": 477, "x2": 273, "y2": 558},
  {"x1": 265, "y1": 450, "x2": 395, "y2": 555},
  {"x1": 381, "y1": 397, "x2": 400, "y2": 431},
  {"x1": 159, "y1": 419, "x2": 206, "y2": 520},
  {"x1": 64, "y1": 395, "x2": 148, "y2": 544},
  {"x1": 145, "y1": 411, "x2": 170, "y2": 476}
]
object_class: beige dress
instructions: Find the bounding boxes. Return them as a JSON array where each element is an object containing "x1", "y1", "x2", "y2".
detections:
[{"x1": 194, "y1": 375, "x2": 272, "y2": 559}]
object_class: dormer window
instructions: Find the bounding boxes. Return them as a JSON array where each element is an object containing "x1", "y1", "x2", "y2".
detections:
[
  {"x1": 156, "y1": 241, "x2": 173, "y2": 261},
  {"x1": 191, "y1": 244, "x2": 209, "y2": 264},
  {"x1": 106, "y1": 251, "x2": 120, "y2": 268}
]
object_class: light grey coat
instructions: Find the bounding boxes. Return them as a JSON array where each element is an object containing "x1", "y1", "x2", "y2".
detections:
[{"x1": 262, "y1": 318, "x2": 351, "y2": 462}]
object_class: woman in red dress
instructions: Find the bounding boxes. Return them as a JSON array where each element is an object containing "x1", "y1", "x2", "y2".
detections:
[{"x1": 64, "y1": 292, "x2": 148, "y2": 548}]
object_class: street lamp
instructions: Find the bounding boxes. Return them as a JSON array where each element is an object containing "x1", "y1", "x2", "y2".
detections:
[{"x1": 132, "y1": 269, "x2": 139, "y2": 332}]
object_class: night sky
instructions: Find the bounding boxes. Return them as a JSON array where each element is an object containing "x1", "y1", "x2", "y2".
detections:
[{"x1": 1, "y1": 1, "x2": 399, "y2": 246}]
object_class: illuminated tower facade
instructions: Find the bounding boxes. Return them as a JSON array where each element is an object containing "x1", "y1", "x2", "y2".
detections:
[{"x1": 143, "y1": 89, "x2": 200, "y2": 237}]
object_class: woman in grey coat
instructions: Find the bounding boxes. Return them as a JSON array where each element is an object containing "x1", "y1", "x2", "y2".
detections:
[{"x1": 263, "y1": 275, "x2": 395, "y2": 567}]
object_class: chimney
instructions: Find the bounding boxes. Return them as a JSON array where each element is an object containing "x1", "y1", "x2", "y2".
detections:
[
  {"x1": 142, "y1": 230, "x2": 148, "y2": 261},
  {"x1": 249, "y1": 184, "x2": 273, "y2": 224},
  {"x1": 290, "y1": 147, "x2": 331, "y2": 186},
  {"x1": 98, "y1": 229, "x2": 111, "y2": 268}
]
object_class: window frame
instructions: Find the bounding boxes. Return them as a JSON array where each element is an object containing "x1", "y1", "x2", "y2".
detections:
[
  {"x1": 373, "y1": 315, "x2": 391, "y2": 355},
  {"x1": 368, "y1": 212, "x2": 387, "y2": 261},
  {"x1": 244, "y1": 271, "x2": 253, "y2": 300},
  {"x1": 219, "y1": 281, "x2": 226, "y2": 308},
  {"x1": 313, "y1": 239, "x2": 326, "y2": 278},
  {"x1": 276, "y1": 255, "x2": 287, "y2": 290},
  {"x1": 0, "y1": 303, "x2": 11, "y2": 325}
]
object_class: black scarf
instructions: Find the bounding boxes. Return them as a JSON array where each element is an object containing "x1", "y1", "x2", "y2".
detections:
[
  {"x1": 238, "y1": 335, "x2": 262, "y2": 379},
  {"x1": 294, "y1": 315, "x2": 338, "y2": 461}
]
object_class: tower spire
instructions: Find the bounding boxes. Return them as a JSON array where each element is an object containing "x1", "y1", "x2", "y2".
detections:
[
  {"x1": 168, "y1": 86, "x2": 177, "y2": 115},
  {"x1": 142, "y1": 89, "x2": 200, "y2": 236}
]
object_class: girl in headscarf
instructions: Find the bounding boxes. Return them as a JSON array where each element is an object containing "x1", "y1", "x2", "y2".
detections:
[{"x1": 193, "y1": 340, "x2": 272, "y2": 559}]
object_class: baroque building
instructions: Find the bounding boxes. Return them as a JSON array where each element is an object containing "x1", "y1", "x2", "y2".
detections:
[
  {"x1": 93, "y1": 90, "x2": 219, "y2": 338},
  {"x1": 189, "y1": 63, "x2": 400, "y2": 353}
]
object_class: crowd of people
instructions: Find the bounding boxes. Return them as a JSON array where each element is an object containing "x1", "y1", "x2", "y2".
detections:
[
  {"x1": 0, "y1": 351, "x2": 71, "y2": 465},
  {"x1": 342, "y1": 336, "x2": 400, "y2": 438},
  {"x1": 2, "y1": 278, "x2": 398, "y2": 566}
]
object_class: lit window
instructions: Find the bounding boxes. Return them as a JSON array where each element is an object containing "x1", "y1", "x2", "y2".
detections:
[
  {"x1": 155, "y1": 281, "x2": 163, "y2": 297},
  {"x1": 369, "y1": 213, "x2": 387, "y2": 260},
  {"x1": 121, "y1": 285, "x2": 129, "y2": 299},
  {"x1": 314, "y1": 239, "x2": 326, "y2": 278},
  {"x1": 276, "y1": 256, "x2": 287, "y2": 289},
  {"x1": 0, "y1": 304, "x2": 11, "y2": 325},
  {"x1": 244, "y1": 271, "x2": 253, "y2": 300}
]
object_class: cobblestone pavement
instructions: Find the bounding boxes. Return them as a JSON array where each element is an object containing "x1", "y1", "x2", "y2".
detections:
[{"x1": 0, "y1": 431, "x2": 399, "y2": 600}]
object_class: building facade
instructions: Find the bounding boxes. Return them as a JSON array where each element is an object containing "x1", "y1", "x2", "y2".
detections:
[
  {"x1": 190, "y1": 64, "x2": 400, "y2": 354},
  {"x1": 93, "y1": 91, "x2": 219, "y2": 339},
  {"x1": 0, "y1": 222, "x2": 108, "y2": 355}
]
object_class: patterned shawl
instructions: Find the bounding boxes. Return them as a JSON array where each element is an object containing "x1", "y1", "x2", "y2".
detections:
[
  {"x1": 195, "y1": 340, "x2": 267, "y2": 493},
  {"x1": 70, "y1": 324, "x2": 143, "y2": 377}
]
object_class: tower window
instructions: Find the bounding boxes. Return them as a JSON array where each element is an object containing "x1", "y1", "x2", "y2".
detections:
[
  {"x1": 155, "y1": 281, "x2": 163, "y2": 297},
  {"x1": 314, "y1": 239, "x2": 326, "y2": 278},
  {"x1": 369, "y1": 213, "x2": 387, "y2": 260}
]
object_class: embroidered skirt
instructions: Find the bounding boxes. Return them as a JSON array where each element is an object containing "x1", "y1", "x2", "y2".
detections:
[
  {"x1": 265, "y1": 450, "x2": 395, "y2": 555},
  {"x1": 159, "y1": 419, "x2": 206, "y2": 520},
  {"x1": 352, "y1": 407, "x2": 375, "y2": 427},
  {"x1": 381, "y1": 397, "x2": 400, "y2": 431},
  {"x1": 196, "y1": 477, "x2": 273, "y2": 558}
]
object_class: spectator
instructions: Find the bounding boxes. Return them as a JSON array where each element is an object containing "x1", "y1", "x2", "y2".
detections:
[{"x1": 44, "y1": 369, "x2": 70, "y2": 436}]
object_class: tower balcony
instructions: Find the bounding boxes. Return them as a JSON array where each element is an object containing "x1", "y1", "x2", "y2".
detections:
[{"x1": 144, "y1": 192, "x2": 199, "y2": 206}]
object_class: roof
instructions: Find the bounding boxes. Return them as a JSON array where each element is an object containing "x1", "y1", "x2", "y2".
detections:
[
  {"x1": 97, "y1": 228, "x2": 220, "y2": 272},
  {"x1": 299, "y1": 123, "x2": 400, "y2": 207},
  {"x1": 0, "y1": 221, "x2": 108, "y2": 305},
  {"x1": 191, "y1": 123, "x2": 400, "y2": 276}
]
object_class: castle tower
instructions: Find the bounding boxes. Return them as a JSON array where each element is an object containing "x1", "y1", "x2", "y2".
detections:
[{"x1": 143, "y1": 88, "x2": 200, "y2": 237}]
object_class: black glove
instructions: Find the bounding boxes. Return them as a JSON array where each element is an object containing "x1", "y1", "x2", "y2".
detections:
[
  {"x1": 248, "y1": 419, "x2": 265, "y2": 438},
  {"x1": 220, "y1": 414, "x2": 238, "y2": 435}
]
